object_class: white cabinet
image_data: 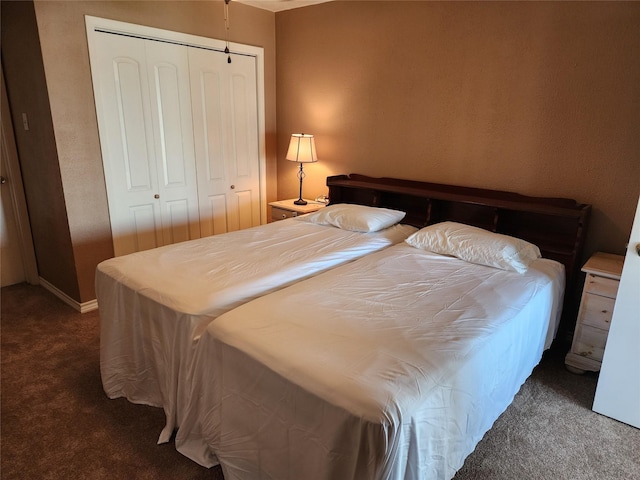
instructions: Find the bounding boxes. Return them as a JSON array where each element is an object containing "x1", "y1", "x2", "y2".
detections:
[
  {"x1": 565, "y1": 252, "x2": 624, "y2": 373},
  {"x1": 87, "y1": 19, "x2": 263, "y2": 256}
]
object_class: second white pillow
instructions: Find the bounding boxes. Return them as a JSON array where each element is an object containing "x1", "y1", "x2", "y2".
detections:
[{"x1": 405, "y1": 221, "x2": 541, "y2": 273}]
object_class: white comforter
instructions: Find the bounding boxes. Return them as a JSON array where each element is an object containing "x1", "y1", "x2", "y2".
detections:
[
  {"x1": 176, "y1": 244, "x2": 564, "y2": 479},
  {"x1": 96, "y1": 218, "x2": 415, "y2": 442}
]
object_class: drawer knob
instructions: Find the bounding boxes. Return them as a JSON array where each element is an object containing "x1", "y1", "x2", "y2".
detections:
[{"x1": 281, "y1": 214, "x2": 287, "y2": 219}]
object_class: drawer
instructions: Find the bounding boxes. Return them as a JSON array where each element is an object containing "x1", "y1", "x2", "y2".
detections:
[
  {"x1": 583, "y1": 273, "x2": 620, "y2": 298},
  {"x1": 578, "y1": 293, "x2": 615, "y2": 330},
  {"x1": 573, "y1": 324, "x2": 608, "y2": 362},
  {"x1": 271, "y1": 206, "x2": 297, "y2": 221}
]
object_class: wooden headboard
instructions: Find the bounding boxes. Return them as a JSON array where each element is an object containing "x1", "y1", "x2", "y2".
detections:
[{"x1": 327, "y1": 174, "x2": 591, "y2": 341}]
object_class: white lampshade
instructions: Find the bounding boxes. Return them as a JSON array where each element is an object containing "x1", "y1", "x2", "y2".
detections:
[{"x1": 286, "y1": 134, "x2": 318, "y2": 163}]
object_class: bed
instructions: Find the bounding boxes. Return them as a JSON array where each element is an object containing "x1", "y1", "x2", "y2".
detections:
[
  {"x1": 176, "y1": 234, "x2": 565, "y2": 478},
  {"x1": 172, "y1": 174, "x2": 591, "y2": 479},
  {"x1": 96, "y1": 204, "x2": 416, "y2": 443}
]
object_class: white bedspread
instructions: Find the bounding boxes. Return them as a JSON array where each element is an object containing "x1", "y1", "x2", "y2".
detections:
[
  {"x1": 96, "y1": 218, "x2": 415, "y2": 443},
  {"x1": 176, "y1": 244, "x2": 564, "y2": 479}
]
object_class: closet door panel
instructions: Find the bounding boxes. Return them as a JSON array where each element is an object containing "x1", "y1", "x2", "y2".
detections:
[
  {"x1": 203, "y1": 194, "x2": 229, "y2": 236},
  {"x1": 201, "y1": 71, "x2": 226, "y2": 181},
  {"x1": 189, "y1": 48, "x2": 260, "y2": 236},
  {"x1": 164, "y1": 199, "x2": 192, "y2": 244},
  {"x1": 189, "y1": 48, "x2": 228, "y2": 237},
  {"x1": 92, "y1": 32, "x2": 162, "y2": 256},
  {"x1": 227, "y1": 56, "x2": 261, "y2": 230},
  {"x1": 115, "y1": 60, "x2": 154, "y2": 191},
  {"x1": 229, "y1": 73, "x2": 252, "y2": 178},
  {"x1": 127, "y1": 203, "x2": 161, "y2": 253},
  {"x1": 145, "y1": 40, "x2": 201, "y2": 246},
  {"x1": 235, "y1": 189, "x2": 255, "y2": 231},
  {"x1": 154, "y1": 64, "x2": 186, "y2": 184}
]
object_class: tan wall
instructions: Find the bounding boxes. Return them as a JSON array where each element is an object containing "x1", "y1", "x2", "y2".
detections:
[
  {"x1": 1, "y1": 1, "x2": 80, "y2": 300},
  {"x1": 4, "y1": 0, "x2": 638, "y2": 303},
  {"x1": 276, "y1": 1, "x2": 640, "y2": 259},
  {"x1": 26, "y1": 0, "x2": 276, "y2": 302}
]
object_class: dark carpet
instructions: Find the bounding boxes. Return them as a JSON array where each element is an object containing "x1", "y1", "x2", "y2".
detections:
[{"x1": 2, "y1": 283, "x2": 638, "y2": 479}]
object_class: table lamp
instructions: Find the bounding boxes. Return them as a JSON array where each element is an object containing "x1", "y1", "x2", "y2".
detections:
[{"x1": 286, "y1": 133, "x2": 318, "y2": 205}]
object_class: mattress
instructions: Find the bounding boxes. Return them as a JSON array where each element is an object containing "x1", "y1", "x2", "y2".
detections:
[
  {"x1": 175, "y1": 243, "x2": 565, "y2": 479},
  {"x1": 96, "y1": 217, "x2": 416, "y2": 442}
]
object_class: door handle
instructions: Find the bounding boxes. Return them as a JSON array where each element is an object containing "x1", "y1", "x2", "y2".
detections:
[{"x1": 0, "y1": 176, "x2": 6, "y2": 185}]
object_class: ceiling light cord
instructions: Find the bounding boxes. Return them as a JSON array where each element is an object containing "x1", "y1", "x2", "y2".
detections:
[{"x1": 224, "y1": 0, "x2": 232, "y2": 63}]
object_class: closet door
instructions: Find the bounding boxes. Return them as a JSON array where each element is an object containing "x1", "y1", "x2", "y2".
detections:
[
  {"x1": 189, "y1": 48, "x2": 261, "y2": 236},
  {"x1": 91, "y1": 32, "x2": 200, "y2": 256},
  {"x1": 145, "y1": 40, "x2": 201, "y2": 246}
]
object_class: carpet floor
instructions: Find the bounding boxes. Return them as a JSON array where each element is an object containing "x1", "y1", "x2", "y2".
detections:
[{"x1": 2, "y1": 283, "x2": 639, "y2": 479}]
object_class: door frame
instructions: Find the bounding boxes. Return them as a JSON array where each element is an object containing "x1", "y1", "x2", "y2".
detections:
[
  {"x1": 84, "y1": 15, "x2": 267, "y2": 227},
  {"x1": 0, "y1": 64, "x2": 39, "y2": 285}
]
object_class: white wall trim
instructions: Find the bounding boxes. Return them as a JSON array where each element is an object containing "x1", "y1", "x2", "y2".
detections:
[{"x1": 39, "y1": 277, "x2": 98, "y2": 313}]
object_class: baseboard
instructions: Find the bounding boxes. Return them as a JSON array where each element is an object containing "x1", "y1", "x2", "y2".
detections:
[{"x1": 38, "y1": 277, "x2": 98, "y2": 313}]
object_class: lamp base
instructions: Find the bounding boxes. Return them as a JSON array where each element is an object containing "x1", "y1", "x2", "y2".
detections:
[{"x1": 293, "y1": 198, "x2": 308, "y2": 206}]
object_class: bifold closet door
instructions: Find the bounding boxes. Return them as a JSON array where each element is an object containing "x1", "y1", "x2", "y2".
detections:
[
  {"x1": 91, "y1": 32, "x2": 200, "y2": 256},
  {"x1": 189, "y1": 48, "x2": 261, "y2": 236}
]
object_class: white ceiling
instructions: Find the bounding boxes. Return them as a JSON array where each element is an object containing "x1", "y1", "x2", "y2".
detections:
[{"x1": 235, "y1": 0, "x2": 333, "y2": 13}]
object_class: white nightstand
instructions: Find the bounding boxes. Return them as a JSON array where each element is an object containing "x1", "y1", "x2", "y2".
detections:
[
  {"x1": 269, "y1": 199, "x2": 326, "y2": 222},
  {"x1": 565, "y1": 252, "x2": 625, "y2": 374}
]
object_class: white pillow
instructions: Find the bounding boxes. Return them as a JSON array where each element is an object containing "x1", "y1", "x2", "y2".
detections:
[
  {"x1": 405, "y1": 221, "x2": 541, "y2": 273},
  {"x1": 298, "y1": 203, "x2": 406, "y2": 233}
]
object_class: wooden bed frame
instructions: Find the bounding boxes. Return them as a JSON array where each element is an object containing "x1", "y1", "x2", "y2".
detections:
[{"x1": 327, "y1": 174, "x2": 591, "y2": 342}]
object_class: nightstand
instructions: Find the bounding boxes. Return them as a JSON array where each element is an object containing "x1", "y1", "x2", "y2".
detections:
[
  {"x1": 565, "y1": 252, "x2": 625, "y2": 374},
  {"x1": 269, "y1": 199, "x2": 326, "y2": 222}
]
